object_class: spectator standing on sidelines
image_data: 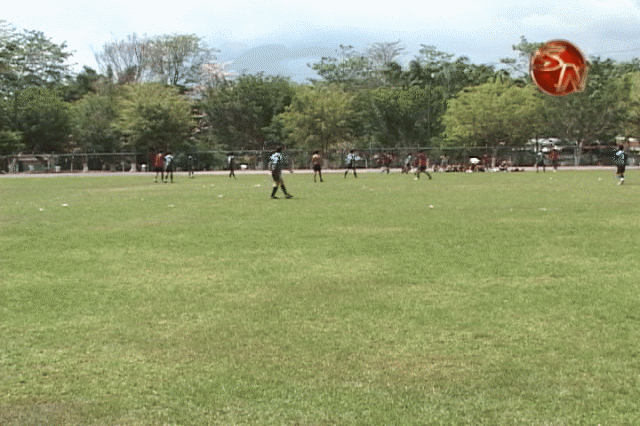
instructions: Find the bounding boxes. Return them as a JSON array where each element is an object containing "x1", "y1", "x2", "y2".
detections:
[
  {"x1": 614, "y1": 144, "x2": 627, "y2": 185},
  {"x1": 310, "y1": 150, "x2": 323, "y2": 182},
  {"x1": 154, "y1": 151, "x2": 164, "y2": 183},
  {"x1": 269, "y1": 146, "x2": 293, "y2": 199},
  {"x1": 344, "y1": 150, "x2": 358, "y2": 178},
  {"x1": 163, "y1": 151, "x2": 174, "y2": 183}
]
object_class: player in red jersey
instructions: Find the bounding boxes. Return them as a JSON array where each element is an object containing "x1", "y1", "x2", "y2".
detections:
[
  {"x1": 153, "y1": 151, "x2": 164, "y2": 183},
  {"x1": 414, "y1": 150, "x2": 432, "y2": 180}
]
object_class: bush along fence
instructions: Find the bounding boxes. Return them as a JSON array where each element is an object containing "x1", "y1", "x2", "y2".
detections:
[{"x1": 1, "y1": 145, "x2": 636, "y2": 174}]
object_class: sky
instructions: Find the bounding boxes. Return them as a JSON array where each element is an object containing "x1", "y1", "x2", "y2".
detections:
[{"x1": 3, "y1": 0, "x2": 640, "y2": 82}]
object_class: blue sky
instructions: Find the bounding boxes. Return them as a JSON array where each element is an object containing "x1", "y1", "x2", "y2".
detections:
[{"x1": 4, "y1": 0, "x2": 640, "y2": 82}]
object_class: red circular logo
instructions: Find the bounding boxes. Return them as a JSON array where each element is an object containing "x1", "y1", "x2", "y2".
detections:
[{"x1": 530, "y1": 40, "x2": 588, "y2": 96}]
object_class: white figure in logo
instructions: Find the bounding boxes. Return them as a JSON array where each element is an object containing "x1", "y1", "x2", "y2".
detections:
[{"x1": 535, "y1": 44, "x2": 586, "y2": 93}]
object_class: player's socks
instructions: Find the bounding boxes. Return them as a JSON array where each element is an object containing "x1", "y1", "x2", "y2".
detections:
[{"x1": 271, "y1": 187, "x2": 278, "y2": 198}]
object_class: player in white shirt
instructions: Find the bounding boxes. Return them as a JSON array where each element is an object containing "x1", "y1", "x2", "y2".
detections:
[
  {"x1": 344, "y1": 150, "x2": 358, "y2": 178},
  {"x1": 268, "y1": 146, "x2": 293, "y2": 199}
]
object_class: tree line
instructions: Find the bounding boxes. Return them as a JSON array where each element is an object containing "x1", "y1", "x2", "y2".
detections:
[{"x1": 2, "y1": 20, "x2": 640, "y2": 157}]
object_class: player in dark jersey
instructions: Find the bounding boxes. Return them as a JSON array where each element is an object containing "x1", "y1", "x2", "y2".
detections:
[
  {"x1": 228, "y1": 152, "x2": 237, "y2": 179},
  {"x1": 269, "y1": 146, "x2": 293, "y2": 199},
  {"x1": 614, "y1": 145, "x2": 627, "y2": 185}
]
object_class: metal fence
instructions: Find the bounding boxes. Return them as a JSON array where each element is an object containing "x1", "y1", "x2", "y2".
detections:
[{"x1": 1, "y1": 146, "x2": 636, "y2": 174}]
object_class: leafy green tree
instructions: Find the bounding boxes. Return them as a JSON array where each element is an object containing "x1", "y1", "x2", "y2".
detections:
[
  {"x1": 500, "y1": 36, "x2": 545, "y2": 80},
  {"x1": 542, "y1": 58, "x2": 629, "y2": 148},
  {"x1": 0, "y1": 24, "x2": 72, "y2": 96},
  {"x1": 0, "y1": 21, "x2": 73, "y2": 155},
  {"x1": 413, "y1": 46, "x2": 497, "y2": 97},
  {"x1": 115, "y1": 83, "x2": 193, "y2": 151},
  {"x1": 63, "y1": 66, "x2": 104, "y2": 102},
  {"x1": 0, "y1": 129, "x2": 23, "y2": 155},
  {"x1": 275, "y1": 84, "x2": 357, "y2": 150},
  {"x1": 360, "y1": 85, "x2": 445, "y2": 147},
  {"x1": 70, "y1": 86, "x2": 121, "y2": 152},
  {"x1": 620, "y1": 71, "x2": 640, "y2": 139},
  {"x1": 309, "y1": 45, "x2": 375, "y2": 89},
  {"x1": 199, "y1": 74, "x2": 295, "y2": 149},
  {"x1": 444, "y1": 81, "x2": 545, "y2": 148},
  {"x1": 15, "y1": 86, "x2": 70, "y2": 152}
]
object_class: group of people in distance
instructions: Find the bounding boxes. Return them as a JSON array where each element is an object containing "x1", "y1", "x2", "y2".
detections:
[
  {"x1": 153, "y1": 151, "x2": 175, "y2": 183},
  {"x1": 534, "y1": 148, "x2": 560, "y2": 173},
  {"x1": 151, "y1": 145, "x2": 631, "y2": 198}
]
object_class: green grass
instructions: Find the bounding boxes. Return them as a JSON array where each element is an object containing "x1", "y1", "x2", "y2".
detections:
[{"x1": 1, "y1": 170, "x2": 640, "y2": 425}]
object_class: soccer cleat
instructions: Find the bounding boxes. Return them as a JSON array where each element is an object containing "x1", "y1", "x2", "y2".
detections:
[
  {"x1": 271, "y1": 195, "x2": 279, "y2": 199},
  {"x1": 285, "y1": 194, "x2": 293, "y2": 199}
]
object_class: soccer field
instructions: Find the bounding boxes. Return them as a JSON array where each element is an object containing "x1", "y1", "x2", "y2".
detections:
[{"x1": 1, "y1": 170, "x2": 639, "y2": 425}]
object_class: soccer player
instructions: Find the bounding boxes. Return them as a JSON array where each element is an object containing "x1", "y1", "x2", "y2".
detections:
[
  {"x1": 535, "y1": 150, "x2": 546, "y2": 173},
  {"x1": 228, "y1": 152, "x2": 236, "y2": 179},
  {"x1": 549, "y1": 148, "x2": 560, "y2": 171},
  {"x1": 154, "y1": 151, "x2": 164, "y2": 183},
  {"x1": 310, "y1": 150, "x2": 323, "y2": 182},
  {"x1": 187, "y1": 155, "x2": 195, "y2": 178},
  {"x1": 614, "y1": 144, "x2": 627, "y2": 185},
  {"x1": 269, "y1": 146, "x2": 293, "y2": 199},
  {"x1": 382, "y1": 151, "x2": 392, "y2": 174},
  {"x1": 163, "y1": 151, "x2": 174, "y2": 183},
  {"x1": 415, "y1": 150, "x2": 432, "y2": 180},
  {"x1": 402, "y1": 153, "x2": 412, "y2": 174},
  {"x1": 344, "y1": 150, "x2": 358, "y2": 178}
]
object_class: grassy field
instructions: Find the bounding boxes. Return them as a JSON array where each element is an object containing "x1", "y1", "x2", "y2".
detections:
[{"x1": 1, "y1": 169, "x2": 639, "y2": 425}]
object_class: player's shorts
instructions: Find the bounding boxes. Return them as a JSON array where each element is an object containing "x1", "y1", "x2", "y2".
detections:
[
  {"x1": 418, "y1": 165, "x2": 427, "y2": 172},
  {"x1": 617, "y1": 165, "x2": 626, "y2": 174},
  {"x1": 313, "y1": 164, "x2": 321, "y2": 172},
  {"x1": 271, "y1": 170, "x2": 282, "y2": 183},
  {"x1": 155, "y1": 166, "x2": 163, "y2": 173},
  {"x1": 536, "y1": 161, "x2": 545, "y2": 167},
  {"x1": 164, "y1": 165, "x2": 173, "y2": 173},
  {"x1": 347, "y1": 161, "x2": 356, "y2": 169}
]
